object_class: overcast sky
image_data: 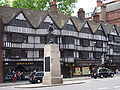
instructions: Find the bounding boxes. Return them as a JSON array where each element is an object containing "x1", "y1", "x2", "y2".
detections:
[{"x1": 72, "y1": 0, "x2": 97, "y2": 16}]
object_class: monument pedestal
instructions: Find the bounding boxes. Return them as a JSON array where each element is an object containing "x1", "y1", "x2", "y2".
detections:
[{"x1": 43, "y1": 44, "x2": 63, "y2": 85}]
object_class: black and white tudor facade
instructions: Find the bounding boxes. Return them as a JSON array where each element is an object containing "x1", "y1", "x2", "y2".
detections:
[{"x1": 0, "y1": 6, "x2": 120, "y2": 82}]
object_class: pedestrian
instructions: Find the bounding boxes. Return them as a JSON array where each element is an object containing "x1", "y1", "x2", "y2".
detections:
[
  {"x1": 17, "y1": 71, "x2": 22, "y2": 81},
  {"x1": 12, "y1": 73, "x2": 17, "y2": 82}
]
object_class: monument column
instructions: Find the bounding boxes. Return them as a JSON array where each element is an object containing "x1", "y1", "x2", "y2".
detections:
[
  {"x1": 42, "y1": 23, "x2": 63, "y2": 85},
  {"x1": 43, "y1": 44, "x2": 63, "y2": 85}
]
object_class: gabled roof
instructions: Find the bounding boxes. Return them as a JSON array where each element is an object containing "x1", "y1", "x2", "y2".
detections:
[
  {"x1": 71, "y1": 17, "x2": 86, "y2": 31},
  {"x1": 88, "y1": 20, "x2": 101, "y2": 33},
  {"x1": 116, "y1": 26, "x2": 120, "y2": 35},
  {"x1": 102, "y1": 23, "x2": 113, "y2": 35},
  {"x1": 49, "y1": 13, "x2": 70, "y2": 29},
  {"x1": 0, "y1": 6, "x2": 120, "y2": 35}
]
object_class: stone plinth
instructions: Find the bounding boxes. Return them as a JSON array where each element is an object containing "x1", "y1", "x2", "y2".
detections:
[{"x1": 43, "y1": 44, "x2": 63, "y2": 85}]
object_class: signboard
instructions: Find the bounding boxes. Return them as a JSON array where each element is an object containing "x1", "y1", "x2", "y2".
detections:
[
  {"x1": 82, "y1": 67, "x2": 90, "y2": 75},
  {"x1": 75, "y1": 67, "x2": 81, "y2": 75},
  {"x1": 45, "y1": 57, "x2": 50, "y2": 72}
]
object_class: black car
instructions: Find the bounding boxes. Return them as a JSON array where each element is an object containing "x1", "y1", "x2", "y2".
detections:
[
  {"x1": 91, "y1": 68, "x2": 114, "y2": 79},
  {"x1": 29, "y1": 71, "x2": 44, "y2": 84}
]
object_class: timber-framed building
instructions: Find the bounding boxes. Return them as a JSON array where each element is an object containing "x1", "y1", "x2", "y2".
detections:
[{"x1": 0, "y1": 1, "x2": 120, "y2": 82}]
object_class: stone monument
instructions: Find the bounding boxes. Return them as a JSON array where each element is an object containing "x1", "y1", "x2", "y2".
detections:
[{"x1": 42, "y1": 23, "x2": 63, "y2": 85}]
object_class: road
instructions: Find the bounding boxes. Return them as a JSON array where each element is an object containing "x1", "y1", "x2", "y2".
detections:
[{"x1": 0, "y1": 75, "x2": 120, "y2": 90}]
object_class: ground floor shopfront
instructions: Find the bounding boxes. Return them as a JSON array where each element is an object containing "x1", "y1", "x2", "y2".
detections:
[
  {"x1": 3, "y1": 61, "x2": 44, "y2": 82},
  {"x1": 0, "y1": 59, "x2": 119, "y2": 82}
]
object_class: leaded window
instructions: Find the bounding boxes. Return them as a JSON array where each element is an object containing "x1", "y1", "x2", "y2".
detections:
[
  {"x1": 93, "y1": 52, "x2": 101, "y2": 59},
  {"x1": 81, "y1": 39, "x2": 90, "y2": 47},
  {"x1": 40, "y1": 36, "x2": 46, "y2": 44},
  {"x1": 61, "y1": 50, "x2": 74, "y2": 58},
  {"x1": 5, "y1": 49, "x2": 11, "y2": 58},
  {"x1": 81, "y1": 52, "x2": 89, "y2": 59},
  {"x1": 114, "y1": 36, "x2": 120, "y2": 42},
  {"x1": 39, "y1": 50, "x2": 44, "y2": 58},
  {"x1": 96, "y1": 41, "x2": 103, "y2": 48},
  {"x1": 39, "y1": 22, "x2": 58, "y2": 29},
  {"x1": 63, "y1": 24, "x2": 76, "y2": 31},
  {"x1": 62, "y1": 36, "x2": 74, "y2": 44},
  {"x1": 22, "y1": 50, "x2": 27, "y2": 58},
  {"x1": 108, "y1": 35, "x2": 114, "y2": 41},
  {"x1": 12, "y1": 34, "x2": 23, "y2": 43},
  {"x1": 11, "y1": 49, "x2": 21, "y2": 58},
  {"x1": 9, "y1": 19, "x2": 31, "y2": 28}
]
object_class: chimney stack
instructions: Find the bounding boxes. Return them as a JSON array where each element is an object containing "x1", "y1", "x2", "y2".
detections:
[
  {"x1": 100, "y1": 5, "x2": 106, "y2": 23},
  {"x1": 92, "y1": 14, "x2": 100, "y2": 23},
  {"x1": 97, "y1": 0, "x2": 103, "y2": 7},
  {"x1": 50, "y1": 0, "x2": 57, "y2": 14},
  {"x1": 77, "y1": 8, "x2": 85, "y2": 21}
]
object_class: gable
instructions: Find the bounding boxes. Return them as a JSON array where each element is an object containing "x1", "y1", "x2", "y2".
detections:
[
  {"x1": 110, "y1": 26, "x2": 117, "y2": 35},
  {"x1": 80, "y1": 22, "x2": 92, "y2": 34},
  {"x1": 66, "y1": 19, "x2": 73, "y2": 25},
  {"x1": 62, "y1": 19, "x2": 76, "y2": 31},
  {"x1": 95, "y1": 25, "x2": 105, "y2": 36},
  {"x1": 16, "y1": 13, "x2": 26, "y2": 20},
  {"x1": 8, "y1": 12, "x2": 32, "y2": 28},
  {"x1": 39, "y1": 15, "x2": 58, "y2": 29},
  {"x1": 83, "y1": 23, "x2": 89, "y2": 28},
  {"x1": 43, "y1": 16, "x2": 53, "y2": 23}
]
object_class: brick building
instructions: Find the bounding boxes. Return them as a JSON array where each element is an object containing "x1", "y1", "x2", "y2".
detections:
[
  {"x1": 0, "y1": 1, "x2": 120, "y2": 82},
  {"x1": 86, "y1": 0, "x2": 120, "y2": 27}
]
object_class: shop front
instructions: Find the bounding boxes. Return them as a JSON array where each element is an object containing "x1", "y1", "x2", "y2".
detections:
[{"x1": 3, "y1": 61, "x2": 43, "y2": 82}]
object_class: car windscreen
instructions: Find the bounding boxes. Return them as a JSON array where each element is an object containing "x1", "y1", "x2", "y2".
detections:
[{"x1": 99, "y1": 69, "x2": 108, "y2": 72}]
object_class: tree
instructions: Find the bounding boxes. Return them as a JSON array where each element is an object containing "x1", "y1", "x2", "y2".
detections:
[
  {"x1": 12, "y1": 0, "x2": 78, "y2": 16},
  {"x1": 0, "y1": 0, "x2": 10, "y2": 6}
]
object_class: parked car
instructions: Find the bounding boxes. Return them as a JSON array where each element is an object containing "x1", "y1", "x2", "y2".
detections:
[
  {"x1": 29, "y1": 71, "x2": 44, "y2": 84},
  {"x1": 91, "y1": 68, "x2": 114, "y2": 79}
]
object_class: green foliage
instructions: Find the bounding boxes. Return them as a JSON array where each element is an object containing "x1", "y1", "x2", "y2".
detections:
[
  {"x1": 0, "y1": 0, "x2": 78, "y2": 15},
  {"x1": 12, "y1": 0, "x2": 78, "y2": 15},
  {"x1": 0, "y1": 0, "x2": 10, "y2": 6}
]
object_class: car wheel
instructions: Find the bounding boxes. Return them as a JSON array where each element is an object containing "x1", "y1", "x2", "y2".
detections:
[
  {"x1": 37, "y1": 80, "x2": 41, "y2": 83},
  {"x1": 94, "y1": 77, "x2": 97, "y2": 79},
  {"x1": 100, "y1": 75, "x2": 104, "y2": 78},
  {"x1": 111, "y1": 74, "x2": 114, "y2": 77}
]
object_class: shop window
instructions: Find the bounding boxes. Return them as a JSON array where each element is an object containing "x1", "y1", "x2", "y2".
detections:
[{"x1": 11, "y1": 49, "x2": 21, "y2": 58}]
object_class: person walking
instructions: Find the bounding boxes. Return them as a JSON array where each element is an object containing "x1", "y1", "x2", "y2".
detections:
[{"x1": 12, "y1": 73, "x2": 17, "y2": 82}]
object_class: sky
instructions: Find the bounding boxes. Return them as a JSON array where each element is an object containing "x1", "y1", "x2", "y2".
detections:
[{"x1": 72, "y1": 0, "x2": 97, "y2": 16}]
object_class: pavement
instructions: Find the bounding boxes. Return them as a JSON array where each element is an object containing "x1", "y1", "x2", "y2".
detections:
[{"x1": 0, "y1": 76, "x2": 91, "y2": 88}]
